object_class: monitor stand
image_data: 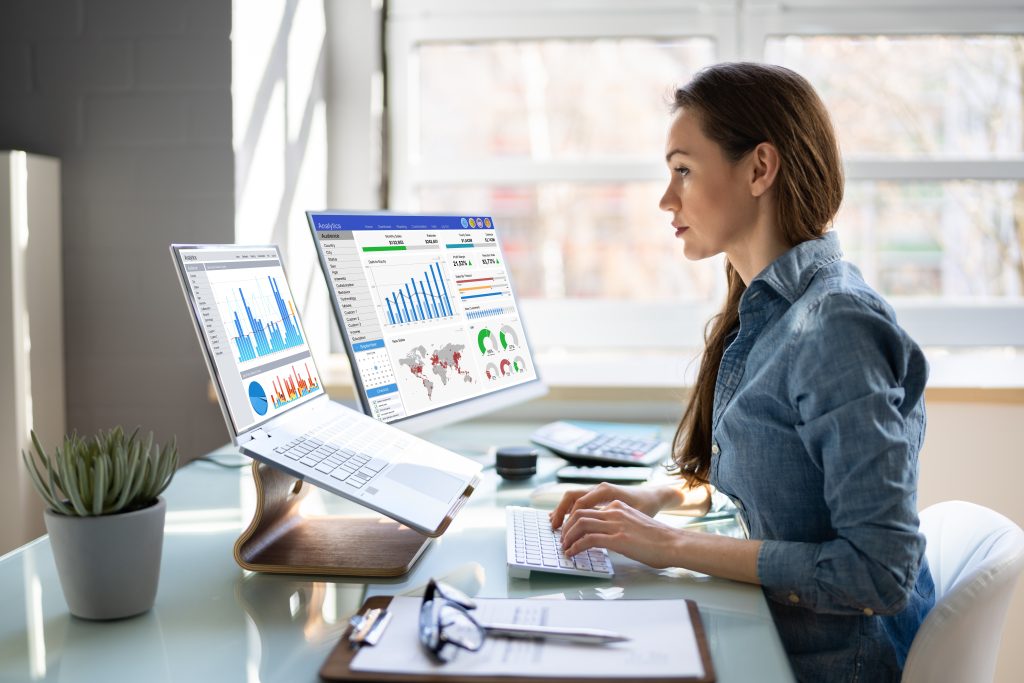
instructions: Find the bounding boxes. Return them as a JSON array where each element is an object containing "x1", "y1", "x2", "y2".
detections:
[{"x1": 234, "y1": 462, "x2": 431, "y2": 576}]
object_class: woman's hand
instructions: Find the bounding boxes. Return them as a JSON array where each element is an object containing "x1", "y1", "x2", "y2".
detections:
[
  {"x1": 549, "y1": 482, "x2": 667, "y2": 530},
  {"x1": 558, "y1": 500, "x2": 685, "y2": 569}
]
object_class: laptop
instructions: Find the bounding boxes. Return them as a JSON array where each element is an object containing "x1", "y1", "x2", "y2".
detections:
[{"x1": 170, "y1": 244, "x2": 482, "y2": 537}]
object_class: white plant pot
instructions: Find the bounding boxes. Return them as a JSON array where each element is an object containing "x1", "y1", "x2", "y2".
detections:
[{"x1": 44, "y1": 497, "x2": 166, "y2": 620}]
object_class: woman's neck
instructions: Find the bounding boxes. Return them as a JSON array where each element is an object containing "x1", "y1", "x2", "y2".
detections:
[{"x1": 726, "y1": 216, "x2": 789, "y2": 286}]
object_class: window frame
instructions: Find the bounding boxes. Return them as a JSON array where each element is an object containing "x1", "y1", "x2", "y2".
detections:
[
  {"x1": 385, "y1": 0, "x2": 1024, "y2": 351},
  {"x1": 742, "y1": 0, "x2": 1024, "y2": 346}
]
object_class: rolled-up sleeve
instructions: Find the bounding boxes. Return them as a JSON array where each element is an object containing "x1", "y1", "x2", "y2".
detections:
[{"x1": 757, "y1": 292, "x2": 928, "y2": 616}]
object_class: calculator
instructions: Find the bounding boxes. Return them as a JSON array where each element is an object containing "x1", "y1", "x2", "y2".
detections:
[{"x1": 530, "y1": 421, "x2": 670, "y2": 467}]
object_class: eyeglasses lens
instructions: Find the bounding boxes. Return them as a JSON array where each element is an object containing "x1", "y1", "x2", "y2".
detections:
[{"x1": 419, "y1": 599, "x2": 485, "y2": 662}]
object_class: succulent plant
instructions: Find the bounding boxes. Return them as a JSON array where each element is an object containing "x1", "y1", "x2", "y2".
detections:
[{"x1": 22, "y1": 427, "x2": 178, "y2": 517}]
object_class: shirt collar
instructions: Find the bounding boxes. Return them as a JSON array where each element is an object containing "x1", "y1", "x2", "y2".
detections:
[{"x1": 751, "y1": 231, "x2": 843, "y2": 304}]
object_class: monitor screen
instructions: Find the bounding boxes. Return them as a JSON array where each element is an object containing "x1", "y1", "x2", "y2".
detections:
[
  {"x1": 172, "y1": 245, "x2": 325, "y2": 436},
  {"x1": 307, "y1": 212, "x2": 545, "y2": 431}
]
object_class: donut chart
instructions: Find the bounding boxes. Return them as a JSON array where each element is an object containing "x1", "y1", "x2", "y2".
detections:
[
  {"x1": 477, "y1": 328, "x2": 497, "y2": 355},
  {"x1": 499, "y1": 325, "x2": 519, "y2": 350}
]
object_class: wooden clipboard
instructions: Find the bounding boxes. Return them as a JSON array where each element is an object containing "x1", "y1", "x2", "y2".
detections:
[{"x1": 319, "y1": 595, "x2": 716, "y2": 682}]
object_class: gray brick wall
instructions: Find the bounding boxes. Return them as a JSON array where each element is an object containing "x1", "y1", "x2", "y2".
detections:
[{"x1": 0, "y1": 0, "x2": 234, "y2": 461}]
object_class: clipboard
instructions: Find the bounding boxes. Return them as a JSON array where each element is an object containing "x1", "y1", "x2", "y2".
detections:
[{"x1": 319, "y1": 595, "x2": 716, "y2": 682}]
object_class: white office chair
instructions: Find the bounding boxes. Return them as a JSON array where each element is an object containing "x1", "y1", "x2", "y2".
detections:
[{"x1": 902, "y1": 501, "x2": 1024, "y2": 683}]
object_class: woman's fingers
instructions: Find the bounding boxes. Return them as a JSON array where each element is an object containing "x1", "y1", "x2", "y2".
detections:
[
  {"x1": 558, "y1": 502, "x2": 682, "y2": 568},
  {"x1": 550, "y1": 483, "x2": 616, "y2": 528},
  {"x1": 560, "y1": 505, "x2": 635, "y2": 551},
  {"x1": 557, "y1": 494, "x2": 617, "y2": 538},
  {"x1": 560, "y1": 512, "x2": 619, "y2": 554},
  {"x1": 563, "y1": 532, "x2": 617, "y2": 558},
  {"x1": 549, "y1": 489, "x2": 588, "y2": 529}
]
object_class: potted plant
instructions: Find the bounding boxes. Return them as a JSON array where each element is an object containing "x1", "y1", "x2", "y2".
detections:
[{"x1": 21, "y1": 426, "x2": 178, "y2": 620}]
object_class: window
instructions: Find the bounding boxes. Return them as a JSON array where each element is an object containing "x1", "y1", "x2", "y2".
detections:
[
  {"x1": 385, "y1": 0, "x2": 1024, "y2": 353},
  {"x1": 764, "y1": 33, "x2": 1024, "y2": 303}
]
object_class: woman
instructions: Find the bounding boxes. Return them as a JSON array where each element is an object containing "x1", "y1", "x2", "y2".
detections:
[{"x1": 551, "y1": 62, "x2": 934, "y2": 682}]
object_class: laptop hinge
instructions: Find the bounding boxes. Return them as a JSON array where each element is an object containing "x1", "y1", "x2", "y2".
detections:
[{"x1": 247, "y1": 428, "x2": 270, "y2": 441}]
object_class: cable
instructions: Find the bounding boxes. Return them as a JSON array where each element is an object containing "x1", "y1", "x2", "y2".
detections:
[{"x1": 193, "y1": 454, "x2": 250, "y2": 469}]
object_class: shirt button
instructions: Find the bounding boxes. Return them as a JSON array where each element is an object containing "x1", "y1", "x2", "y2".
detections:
[
  {"x1": 711, "y1": 442, "x2": 720, "y2": 455},
  {"x1": 788, "y1": 593, "x2": 800, "y2": 604},
  {"x1": 863, "y1": 608, "x2": 874, "y2": 616}
]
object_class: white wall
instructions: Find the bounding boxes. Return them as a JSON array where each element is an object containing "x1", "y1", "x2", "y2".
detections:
[
  {"x1": 0, "y1": 0, "x2": 235, "y2": 484},
  {"x1": 918, "y1": 400, "x2": 1024, "y2": 683}
]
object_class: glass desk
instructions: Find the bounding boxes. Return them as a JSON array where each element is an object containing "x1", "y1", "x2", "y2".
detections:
[{"x1": 0, "y1": 421, "x2": 794, "y2": 682}]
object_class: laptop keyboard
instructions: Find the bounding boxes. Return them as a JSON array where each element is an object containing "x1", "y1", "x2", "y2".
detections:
[
  {"x1": 506, "y1": 506, "x2": 614, "y2": 579},
  {"x1": 273, "y1": 420, "x2": 400, "y2": 489}
]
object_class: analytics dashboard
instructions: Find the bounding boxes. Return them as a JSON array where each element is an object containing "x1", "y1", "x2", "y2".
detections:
[
  {"x1": 176, "y1": 246, "x2": 323, "y2": 433},
  {"x1": 308, "y1": 213, "x2": 538, "y2": 423}
]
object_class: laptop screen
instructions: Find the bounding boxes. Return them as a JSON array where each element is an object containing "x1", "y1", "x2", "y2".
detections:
[
  {"x1": 172, "y1": 245, "x2": 324, "y2": 435},
  {"x1": 307, "y1": 212, "x2": 540, "y2": 425}
]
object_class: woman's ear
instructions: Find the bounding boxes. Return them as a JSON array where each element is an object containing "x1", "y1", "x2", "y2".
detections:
[{"x1": 749, "y1": 142, "x2": 780, "y2": 198}]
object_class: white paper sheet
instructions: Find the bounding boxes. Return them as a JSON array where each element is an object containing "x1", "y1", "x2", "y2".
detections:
[{"x1": 350, "y1": 596, "x2": 706, "y2": 678}]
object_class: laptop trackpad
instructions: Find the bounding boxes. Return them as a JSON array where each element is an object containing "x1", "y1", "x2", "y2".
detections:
[{"x1": 385, "y1": 464, "x2": 464, "y2": 502}]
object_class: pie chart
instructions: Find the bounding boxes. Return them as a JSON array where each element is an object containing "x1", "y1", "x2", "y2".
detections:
[{"x1": 248, "y1": 381, "x2": 269, "y2": 416}]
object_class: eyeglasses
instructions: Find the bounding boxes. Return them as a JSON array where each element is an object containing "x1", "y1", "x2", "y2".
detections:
[
  {"x1": 418, "y1": 578, "x2": 629, "y2": 663},
  {"x1": 418, "y1": 578, "x2": 486, "y2": 662}
]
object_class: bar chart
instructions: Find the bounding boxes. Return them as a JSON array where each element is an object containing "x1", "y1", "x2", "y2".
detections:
[
  {"x1": 380, "y1": 262, "x2": 456, "y2": 325},
  {"x1": 456, "y1": 275, "x2": 510, "y2": 301},
  {"x1": 222, "y1": 276, "x2": 305, "y2": 363},
  {"x1": 269, "y1": 363, "x2": 321, "y2": 410}
]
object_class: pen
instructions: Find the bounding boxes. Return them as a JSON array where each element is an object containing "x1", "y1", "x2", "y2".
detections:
[{"x1": 481, "y1": 623, "x2": 630, "y2": 644}]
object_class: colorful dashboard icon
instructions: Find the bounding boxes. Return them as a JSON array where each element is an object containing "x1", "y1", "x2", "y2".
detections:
[
  {"x1": 484, "y1": 218, "x2": 492, "y2": 228},
  {"x1": 460, "y1": 217, "x2": 469, "y2": 228},
  {"x1": 468, "y1": 218, "x2": 476, "y2": 228}
]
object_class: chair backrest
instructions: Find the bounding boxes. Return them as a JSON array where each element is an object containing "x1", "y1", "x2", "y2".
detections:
[{"x1": 902, "y1": 501, "x2": 1024, "y2": 683}]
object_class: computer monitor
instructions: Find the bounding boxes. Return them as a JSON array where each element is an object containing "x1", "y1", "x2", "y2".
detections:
[{"x1": 306, "y1": 211, "x2": 547, "y2": 433}]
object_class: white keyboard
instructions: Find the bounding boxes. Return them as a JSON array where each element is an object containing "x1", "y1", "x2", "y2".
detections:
[
  {"x1": 272, "y1": 419, "x2": 396, "y2": 489},
  {"x1": 506, "y1": 506, "x2": 614, "y2": 579}
]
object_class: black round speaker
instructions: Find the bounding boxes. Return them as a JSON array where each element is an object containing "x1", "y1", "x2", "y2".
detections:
[{"x1": 495, "y1": 446, "x2": 538, "y2": 480}]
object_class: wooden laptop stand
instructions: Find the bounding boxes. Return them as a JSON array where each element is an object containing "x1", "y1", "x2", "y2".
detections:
[{"x1": 234, "y1": 462, "x2": 432, "y2": 577}]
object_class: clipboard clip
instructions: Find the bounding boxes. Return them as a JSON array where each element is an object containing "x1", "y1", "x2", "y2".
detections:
[{"x1": 348, "y1": 607, "x2": 393, "y2": 648}]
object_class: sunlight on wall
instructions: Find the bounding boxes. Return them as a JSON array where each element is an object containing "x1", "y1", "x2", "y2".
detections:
[
  {"x1": 232, "y1": 0, "x2": 330, "y2": 361},
  {"x1": 235, "y1": 79, "x2": 285, "y2": 243}
]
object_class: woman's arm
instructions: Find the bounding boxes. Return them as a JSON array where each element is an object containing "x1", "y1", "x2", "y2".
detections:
[
  {"x1": 550, "y1": 481, "x2": 712, "y2": 530},
  {"x1": 659, "y1": 482, "x2": 714, "y2": 516},
  {"x1": 558, "y1": 500, "x2": 762, "y2": 583},
  {"x1": 756, "y1": 293, "x2": 928, "y2": 615}
]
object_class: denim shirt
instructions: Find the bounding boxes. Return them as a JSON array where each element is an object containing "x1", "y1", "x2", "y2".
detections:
[{"x1": 709, "y1": 232, "x2": 935, "y2": 683}]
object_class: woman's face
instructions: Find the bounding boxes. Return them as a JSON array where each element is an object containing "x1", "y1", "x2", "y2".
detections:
[{"x1": 658, "y1": 107, "x2": 759, "y2": 261}]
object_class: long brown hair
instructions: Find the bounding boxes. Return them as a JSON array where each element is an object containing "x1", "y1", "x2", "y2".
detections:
[{"x1": 671, "y1": 62, "x2": 844, "y2": 485}]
